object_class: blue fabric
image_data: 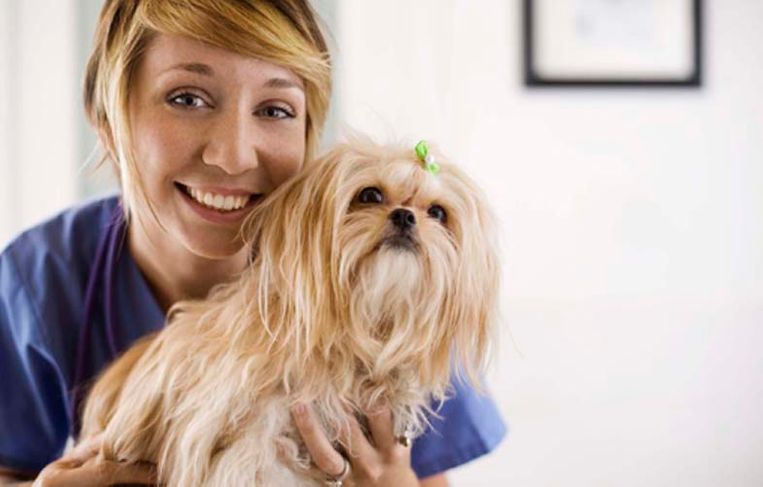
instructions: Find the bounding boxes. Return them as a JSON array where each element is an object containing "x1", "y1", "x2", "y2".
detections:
[
  {"x1": 0, "y1": 196, "x2": 163, "y2": 472},
  {"x1": 412, "y1": 379, "x2": 507, "y2": 478},
  {"x1": 0, "y1": 195, "x2": 506, "y2": 476}
]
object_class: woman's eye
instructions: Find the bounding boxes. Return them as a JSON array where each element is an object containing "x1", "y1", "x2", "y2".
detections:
[
  {"x1": 257, "y1": 106, "x2": 295, "y2": 119},
  {"x1": 356, "y1": 187, "x2": 384, "y2": 204},
  {"x1": 427, "y1": 204, "x2": 447, "y2": 224},
  {"x1": 168, "y1": 92, "x2": 208, "y2": 109}
]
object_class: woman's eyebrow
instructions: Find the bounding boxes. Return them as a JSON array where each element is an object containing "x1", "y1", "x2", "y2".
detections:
[
  {"x1": 164, "y1": 62, "x2": 214, "y2": 76},
  {"x1": 264, "y1": 77, "x2": 304, "y2": 92},
  {"x1": 159, "y1": 63, "x2": 303, "y2": 92}
]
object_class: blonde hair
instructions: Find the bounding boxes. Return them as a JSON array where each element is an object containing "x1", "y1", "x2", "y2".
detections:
[
  {"x1": 81, "y1": 141, "x2": 500, "y2": 485},
  {"x1": 83, "y1": 0, "x2": 332, "y2": 221}
]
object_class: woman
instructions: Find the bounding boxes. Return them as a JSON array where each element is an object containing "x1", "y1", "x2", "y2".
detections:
[{"x1": 0, "y1": 1, "x2": 506, "y2": 485}]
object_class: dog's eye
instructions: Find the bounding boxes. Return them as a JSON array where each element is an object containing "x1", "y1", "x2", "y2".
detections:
[
  {"x1": 427, "y1": 204, "x2": 447, "y2": 224},
  {"x1": 356, "y1": 187, "x2": 384, "y2": 204}
]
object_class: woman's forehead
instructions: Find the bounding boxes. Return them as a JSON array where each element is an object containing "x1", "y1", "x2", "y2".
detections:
[{"x1": 139, "y1": 33, "x2": 304, "y2": 90}]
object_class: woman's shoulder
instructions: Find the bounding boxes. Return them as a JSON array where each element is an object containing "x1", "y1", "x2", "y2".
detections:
[
  {"x1": 0, "y1": 195, "x2": 121, "y2": 342},
  {"x1": 1, "y1": 195, "x2": 120, "y2": 280},
  {"x1": 0, "y1": 196, "x2": 122, "y2": 473}
]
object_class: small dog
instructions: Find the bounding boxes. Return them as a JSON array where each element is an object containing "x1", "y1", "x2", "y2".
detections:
[{"x1": 81, "y1": 139, "x2": 500, "y2": 486}]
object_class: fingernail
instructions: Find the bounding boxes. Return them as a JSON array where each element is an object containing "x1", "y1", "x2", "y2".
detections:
[{"x1": 293, "y1": 403, "x2": 306, "y2": 417}]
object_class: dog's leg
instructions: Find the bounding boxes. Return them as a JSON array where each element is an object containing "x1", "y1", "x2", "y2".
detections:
[
  {"x1": 205, "y1": 436, "x2": 319, "y2": 487},
  {"x1": 200, "y1": 402, "x2": 321, "y2": 487},
  {"x1": 79, "y1": 333, "x2": 158, "y2": 439}
]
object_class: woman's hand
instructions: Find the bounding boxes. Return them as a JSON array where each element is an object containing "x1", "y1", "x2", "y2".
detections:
[
  {"x1": 31, "y1": 434, "x2": 156, "y2": 487},
  {"x1": 292, "y1": 403, "x2": 419, "y2": 487}
]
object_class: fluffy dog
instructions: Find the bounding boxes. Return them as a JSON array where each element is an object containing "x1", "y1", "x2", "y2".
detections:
[{"x1": 80, "y1": 139, "x2": 500, "y2": 486}]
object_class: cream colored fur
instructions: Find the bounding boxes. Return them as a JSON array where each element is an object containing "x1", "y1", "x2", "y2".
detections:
[{"x1": 80, "y1": 140, "x2": 500, "y2": 486}]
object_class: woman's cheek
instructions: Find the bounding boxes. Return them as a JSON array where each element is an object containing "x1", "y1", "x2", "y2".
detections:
[
  {"x1": 271, "y1": 130, "x2": 306, "y2": 183},
  {"x1": 150, "y1": 120, "x2": 204, "y2": 169}
]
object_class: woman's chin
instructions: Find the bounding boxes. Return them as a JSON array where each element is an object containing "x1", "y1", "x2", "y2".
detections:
[{"x1": 182, "y1": 235, "x2": 247, "y2": 262}]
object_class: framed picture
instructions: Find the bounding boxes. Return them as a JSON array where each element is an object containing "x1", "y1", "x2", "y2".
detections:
[{"x1": 523, "y1": 0, "x2": 702, "y2": 87}]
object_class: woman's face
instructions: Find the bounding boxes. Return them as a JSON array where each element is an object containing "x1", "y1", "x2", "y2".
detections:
[{"x1": 127, "y1": 33, "x2": 306, "y2": 259}]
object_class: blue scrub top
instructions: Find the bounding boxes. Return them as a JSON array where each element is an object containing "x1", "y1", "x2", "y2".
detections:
[{"x1": 0, "y1": 195, "x2": 506, "y2": 477}]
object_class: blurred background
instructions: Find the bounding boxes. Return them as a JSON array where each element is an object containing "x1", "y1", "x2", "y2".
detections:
[{"x1": 1, "y1": 0, "x2": 762, "y2": 485}]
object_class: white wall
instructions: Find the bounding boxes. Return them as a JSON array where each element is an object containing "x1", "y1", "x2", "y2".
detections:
[
  {"x1": 336, "y1": 0, "x2": 763, "y2": 485},
  {"x1": 0, "y1": 1, "x2": 13, "y2": 245},
  {"x1": 0, "y1": 0, "x2": 78, "y2": 247}
]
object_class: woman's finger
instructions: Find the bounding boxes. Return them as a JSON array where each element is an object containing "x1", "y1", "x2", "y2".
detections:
[
  {"x1": 338, "y1": 413, "x2": 376, "y2": 461},
  {"x1": 62, "y1": 434, "x2": 104, "y2": 466},
  {"x1": 77, "y1": 433, "x2": 157, "y2": 485},
  {"x1": 291, "y1": 403, "x2": 346, "y2": 477},
  {"x1": 34, "y1": 435, "x2": 157, "y2": 487},
  {"x1": 366, "y1": 406, "x2": 396, "y2": 451},
  {"x1": 71, "y1": 456, "x2": 157, "y2": 486},
  {"x1": 95, "y1": 459, "x2": 157, "y2": 485}
]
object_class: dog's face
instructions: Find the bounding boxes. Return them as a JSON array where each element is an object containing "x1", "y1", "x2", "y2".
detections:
[
  {"x1": 242, "y1": 141, "x2": 499, "y2": 401},
  {"x1": 337, "y1": 153, "x2": 480, "y2": 337}
]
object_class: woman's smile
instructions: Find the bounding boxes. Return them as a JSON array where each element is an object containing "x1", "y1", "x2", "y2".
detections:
[
  {"x1": 175, "y1": 182, "x2": 263, "y2": 224},
  {"x1": 128, "y1": 33, "x2": 306, "y2": 259}
]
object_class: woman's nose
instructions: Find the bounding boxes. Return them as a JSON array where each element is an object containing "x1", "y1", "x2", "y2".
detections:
[{"x1": 201, "y1": 109, "x2": 259, "y2": 174}]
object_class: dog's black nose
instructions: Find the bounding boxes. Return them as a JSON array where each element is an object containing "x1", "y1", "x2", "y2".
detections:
[{"x1": 389, "y1": 208, "x2": 416, "y2": 231}]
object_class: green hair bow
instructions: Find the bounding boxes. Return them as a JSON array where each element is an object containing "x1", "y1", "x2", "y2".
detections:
[{"x1": 415, "y1": 140, "x2": 441, "y2": 175}]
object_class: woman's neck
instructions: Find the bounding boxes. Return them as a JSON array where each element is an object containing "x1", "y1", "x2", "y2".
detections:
[{"x1": 127, "y1": 215, "x2": 248, "y2": 314}]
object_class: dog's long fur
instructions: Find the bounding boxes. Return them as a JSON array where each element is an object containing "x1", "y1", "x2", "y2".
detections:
[{"x1": 80, "y1": 140, "x2": 500, "y2": 486}]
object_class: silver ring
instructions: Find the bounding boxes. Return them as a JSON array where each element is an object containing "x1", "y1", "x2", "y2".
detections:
[{"x1": 324, "y1": 457, "x2": 351, "y2": 486}]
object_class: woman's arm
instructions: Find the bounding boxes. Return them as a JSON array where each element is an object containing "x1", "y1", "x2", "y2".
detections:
[
  {"x1": 420, "y1": 473, "x2": 448, "y2": 486},
  {"x1": 0, "y1": 436, "x2": 155, "y2": 487},
  {"x1": 0, "y1": 466, "x2": 33, "y2": 486}
]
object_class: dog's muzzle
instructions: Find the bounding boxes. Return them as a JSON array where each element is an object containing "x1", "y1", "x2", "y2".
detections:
[
  {"x1": 383, "y1": 208, "x2": 419, "y2": 251},
  {"x1": 389, "y1": 208, "x2": 416, "y2": 232}
]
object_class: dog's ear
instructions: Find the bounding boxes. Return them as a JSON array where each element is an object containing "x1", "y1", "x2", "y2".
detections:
[
  {"x1": 438, "y1": 166, "x2": 501, "y2": 389},
  {"x1": 239, "y1": 146, "x2": 356, "y2": 357},
  {"x1": 243, "y1": 149, "x2": 346, "y2": 261}
]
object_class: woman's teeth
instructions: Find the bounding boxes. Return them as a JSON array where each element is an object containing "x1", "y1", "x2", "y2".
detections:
[{"x1": 185, "y1": 186, "x2": 251, "y2": 212}]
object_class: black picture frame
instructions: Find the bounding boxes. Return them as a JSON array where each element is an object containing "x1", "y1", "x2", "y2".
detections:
[{"x1": 523, "y1": 0, "x2": 703, "y2": 88}]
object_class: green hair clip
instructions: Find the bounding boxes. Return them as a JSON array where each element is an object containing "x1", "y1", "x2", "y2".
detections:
[{"x1": 415, "y1": 140, "x2": 441, "y2": 175}]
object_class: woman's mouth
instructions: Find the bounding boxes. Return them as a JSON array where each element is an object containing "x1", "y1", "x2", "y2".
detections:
[
  {"x1": 175, "y1": 182, "x2": 263, "y2": 222},
  {"x1": 183, "y1": 185, "x2": 250, "y2": 211}
]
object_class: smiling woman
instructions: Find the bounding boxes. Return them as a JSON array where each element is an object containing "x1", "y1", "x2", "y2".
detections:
[
  {"x1": 0, "y1": 1, "x2": 505, "y2": 485},
  {"x1": 125, "y1": 33, "x2": 309, "y2": 309}
]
